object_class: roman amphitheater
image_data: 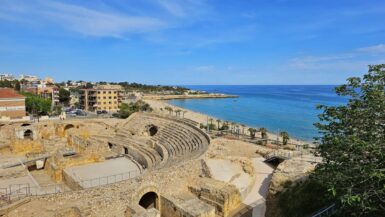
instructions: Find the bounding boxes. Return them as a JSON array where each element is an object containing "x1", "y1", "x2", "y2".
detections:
[{"x1": 0, "y1": 112, "x2": 313, "y2": 217}]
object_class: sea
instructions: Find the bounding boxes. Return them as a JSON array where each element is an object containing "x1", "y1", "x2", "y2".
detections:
[{"x1": 166, "y1": 85, "x2": 347, "y2": 141}]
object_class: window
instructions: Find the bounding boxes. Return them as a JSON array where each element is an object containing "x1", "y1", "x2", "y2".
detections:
[
  {"x1": 97, "y1": 97, "x2": 100, "y2": 99},
  {"x1": 98, "y1": 102, "x2": 101, "y2": 105},
  {"x1": 98, "y1": 91, "x2": 101, "y2": 94},
  {"x1": 103, "y1": 91, "x2": 106, "y2": 94},
  {"x1": 103, "y1": 102, "x2": 106, "y2": 104},
  {"x1": 109, "y1": 101, "x2": 112, "y2": 104},
  {"x1": 113, "y1": 91, "x2": 117, "y2": 94},
  {"x1": 109, "y1": 96, "x2": 112, "y2": 99},
  {"x1": 103, "y1": 97, "x2": 106, "y2": 99},
  {"x1": 108, "y1": 91, "x2": 111, "y2": 94},
  {"x1": 114, "y1": 96, "x2": 117, "y2": 99}
]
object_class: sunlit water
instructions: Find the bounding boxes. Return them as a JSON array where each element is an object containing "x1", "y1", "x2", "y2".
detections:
[{"x1": 167, "y1": 85, "x2": 346, "y2": 141}]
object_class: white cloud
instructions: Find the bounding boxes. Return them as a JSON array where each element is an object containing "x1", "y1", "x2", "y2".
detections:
[
  {"x1": 289, "y1": 44, "x2": 385, "y2": 71},
  {"x1": 356, "y1": 44, "x2": 385, "y2": 54},
  {"x1": 194, "y1": 65, "x2": 215, "y2": 72},
  {"x1": 0, "y1": 0, "x2": 167, "y2": 38},
  {"x1": 157, "y1": 0, "x2": 185, "y2": 17}
]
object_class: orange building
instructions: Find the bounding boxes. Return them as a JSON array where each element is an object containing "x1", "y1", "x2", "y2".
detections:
[{"x1": 0, "y1": 88, "x2": 26, "y2": 119}]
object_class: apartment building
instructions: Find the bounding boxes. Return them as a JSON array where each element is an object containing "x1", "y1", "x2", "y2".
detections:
[
  {"x1": 0, "y1": 73, "x2": 15, "y2": 81},
  {"x1": 21, "y1": 83, "x2": 59, "y2": 107},
  {"x1": 0, "y1": 88, "x2": 26, "y2": 119},
  {"x1": 79, "y1": 85, "x2": 123, "y2": 112}
]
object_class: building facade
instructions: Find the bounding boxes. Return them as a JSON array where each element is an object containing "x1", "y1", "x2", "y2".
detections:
[
  {"x1": 0, "y1": 73, "x2": 15, "y2": 81},
  {"x1": 79, "y1": 85, "x2": 123, "y2": 112},
  {"x1": 0, "y1": 88, "x2": 26, "y2": 119}
]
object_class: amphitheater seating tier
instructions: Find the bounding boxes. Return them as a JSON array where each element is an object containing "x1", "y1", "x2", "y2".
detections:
[{"x1": 110, "y1": 112, "x2": 209, "y2": 169}]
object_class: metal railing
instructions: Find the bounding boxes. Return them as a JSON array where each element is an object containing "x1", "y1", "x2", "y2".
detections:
[
  {"x1": 265, "y1": 150, "x2": 296, "y2": 160},
  {"x1": 310, "y1": 204, "x2": 336, "y2": 217},
  {"x1": 0, "y1": 170, "x2": 141, "y2": 208},
  {"x1": 76, "y1": 170, "x2": 140, "y2": 189}
]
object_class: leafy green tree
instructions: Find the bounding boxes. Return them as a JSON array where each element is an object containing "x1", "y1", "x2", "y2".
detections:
[
  {"x1": 58, "y1": 88, "x2": 71, "y2": 106},
  {"x1": 85, "y1": 82, "x2": 93, "y2": 89},
  {"x1": 314, "y1": 64, "x2": 385, "y2": 216},
  {"x1": 113, "y1": 100, "x2": 152, "y2": 119},
  {"x1": 14, "y1": 81, "x2": 21, "y2": 91},
  {"x1": 23, "y1": 92, "x2": 52, "y2": 116},
  {"x1": 280, "y1": 131, "x2": 290, "y2": 145}
]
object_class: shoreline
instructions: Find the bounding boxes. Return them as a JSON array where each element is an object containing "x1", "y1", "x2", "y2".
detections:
[
  {"x1": 142, "y1": 93, "x2": 238, "y2": 100},
  {"x1": 144, "y1": 99, "x2": 312, "y2": 145}
]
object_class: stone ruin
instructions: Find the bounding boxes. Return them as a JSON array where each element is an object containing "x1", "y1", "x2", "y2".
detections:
[{"x1": 0, "y1": 112, "x2": 246, "y2": 217}]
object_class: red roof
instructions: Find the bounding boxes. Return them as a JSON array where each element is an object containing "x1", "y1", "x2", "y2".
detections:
[{"x1": 0, "y1": 88, "x2": 25, "y2": 99}]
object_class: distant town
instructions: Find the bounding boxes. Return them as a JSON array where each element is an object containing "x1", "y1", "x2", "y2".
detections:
[{"x1": 0, "y1": 73, "x2": 233, "y2": 120}]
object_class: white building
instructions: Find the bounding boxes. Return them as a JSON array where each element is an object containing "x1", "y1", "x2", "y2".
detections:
[{"x1": 0, "y1": 73, "x2": 15, "y2": 81}]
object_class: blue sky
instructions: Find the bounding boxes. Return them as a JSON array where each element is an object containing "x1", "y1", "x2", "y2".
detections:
[{"x1": 0, "y1": 0, "x2": 384, "y2": 85}]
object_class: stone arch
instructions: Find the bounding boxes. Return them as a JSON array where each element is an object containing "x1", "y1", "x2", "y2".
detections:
[
  {"x1": 108, "y1": 142, "x2": 114, "y2": 150},
  {"x1": 139, "y1": 192, "x2": 158, "y2": 210},
  {"x1": 145, "y1": 125, "x2": 158, "y2": 137},
  {"x1": 64, "y1": 124, "x2": 75, "y2": 134},
  {"x1": 24, "y1": 129, "x2": 33, "y2": 140},
  {"x1": 133, "y1": 185, "x2": 160, "y2": 211}
]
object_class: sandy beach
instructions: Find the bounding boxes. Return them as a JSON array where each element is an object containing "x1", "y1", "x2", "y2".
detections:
[{"x1": 144, "y1": 99, "x2": 309, "y2": 146}]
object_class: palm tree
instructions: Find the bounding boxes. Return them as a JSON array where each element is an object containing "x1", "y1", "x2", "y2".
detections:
[
  {"x1": 259, "y1": 127, "x2": 268, "y2": 140},
  {"x1": 230, "y1": 122, "x2": 236, "y2": 133},
  {"x1": 216, "y1": 119, "x2": 222, "y2": 130},
  {"x1": 248, "y1": 128, "x2": 257, "y2": 139},
  {"x1": 182, "y1": 110, "x2": 187, "y2": 118},
  {"x1": 259, "y1": 127, "x2": 268, "y2": 145},
  {"x1": 280, "y1": 131, "x2": 290, "y2": 145},
  {"x1": 209, "y1": 118, "x2": 214, "y2": 126},
  {"x1": 164, "y1": 106, "x2": 173, "y2": 115},
  {"x1": 175, "y1": 109, "x2": 182, "y2": 117},
  {"x1": 241, "y1": 124, "x2": 246, "y2": 135}
]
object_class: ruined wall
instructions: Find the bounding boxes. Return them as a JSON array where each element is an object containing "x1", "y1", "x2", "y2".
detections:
[
  {"x1": 45, "y1": 153, "x2": 104, "y2": 182},
  {"x1": 189, "y1": 178, "x2": 241, "y2": 217},
  {"x1": 62, "y1": 169, "x2": 83, "y2": 190},
  {"x1": 161, "y1": 196, "x2": 215, "y2": 217},
  {"x1": 10, "y1": 139, "x2": 42, "y2": 154}
]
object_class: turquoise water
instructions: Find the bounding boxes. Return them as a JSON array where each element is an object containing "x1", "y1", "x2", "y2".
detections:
[{"x1": 166, "y1": 85, "x2": 346, "y2": 141}]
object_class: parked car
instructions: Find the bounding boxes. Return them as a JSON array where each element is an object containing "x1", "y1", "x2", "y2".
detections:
[
  {"x1": 97, "y1": 110, "x2": 108, "y2": 115},
  {"x1": 75, "y1": 110, "x2": 87, "y2": 116}
]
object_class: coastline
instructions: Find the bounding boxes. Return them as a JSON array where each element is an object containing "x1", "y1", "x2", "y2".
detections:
[
  {"x1": 142, "y1": 93, "x2": 238, "y2": 100},
  {"x1": 144, "y1": 99, "x2": 311, "y2": 145}
]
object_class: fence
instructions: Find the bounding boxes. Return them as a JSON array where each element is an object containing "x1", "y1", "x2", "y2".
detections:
[
  {"x1": 310, "y1": 204, "x2": 336, "y2": 217},
  {"x1": 0, "y1": 170, "x2": 140, "y2": 208},
  {"x1": 76, "y1": 170, "x2": 140, "y2": 189},
  {"x1": 265, "y1": 150, "x2": 296, "y2": 160}
]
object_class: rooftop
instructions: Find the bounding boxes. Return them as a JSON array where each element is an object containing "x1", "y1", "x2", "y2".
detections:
[{"x1": 0, "y1": 88, "x2": 25, "y2": 99}]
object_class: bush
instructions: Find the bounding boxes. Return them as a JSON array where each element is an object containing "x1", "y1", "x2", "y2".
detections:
[
  {"x1": 277, "y1": 179, "x2": 331, "y2": 217},
  {"x1": 114, "y1": 100, "x2": 152, "y2": 119}
]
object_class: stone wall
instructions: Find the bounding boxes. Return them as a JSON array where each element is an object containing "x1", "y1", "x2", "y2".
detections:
[
  {"x1": 189, "y1": 178, "x2": 241, "y2": 217},
  {"x1": 161, "y1": 196, "x2": 215, "y2": 217}
]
